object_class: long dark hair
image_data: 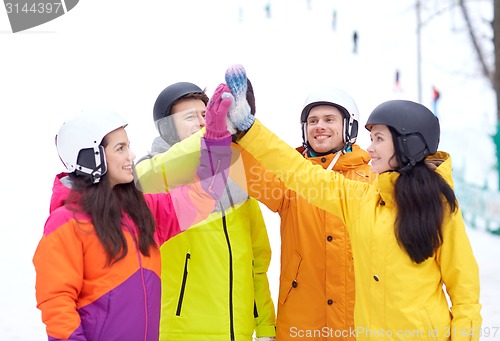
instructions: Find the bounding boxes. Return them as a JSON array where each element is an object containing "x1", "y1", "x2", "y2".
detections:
[
  {"x1": 394, "y1": 161, "x2": 457, "y2": 263},
  {"x1": 66, "y1": 138, "x2": 157, "y2": 266}
]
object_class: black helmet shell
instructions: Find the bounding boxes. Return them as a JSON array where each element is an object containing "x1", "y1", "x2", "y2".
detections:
[
  {"x1": 365, "y1": 100, "x2": 440, "y2": 166},
  {"x1": 153, "y1": 82, "x2": 204, "y2": 122}
]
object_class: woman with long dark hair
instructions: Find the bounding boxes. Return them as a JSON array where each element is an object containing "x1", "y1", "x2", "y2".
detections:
[
  {"x1": 33, "y1": 84, "x2": 233, "y2": 341},
  {"x1": 225, "y1": 64, "x2": 481, "y2": 340}
]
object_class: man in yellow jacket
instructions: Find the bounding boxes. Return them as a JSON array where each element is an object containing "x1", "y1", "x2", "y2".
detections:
[
  {"x1": 135, "y1": 82, "x2": 276, "y2": 340},
  {"x1": 237, "y1": 87, "x2": 373, "y2": 340}
]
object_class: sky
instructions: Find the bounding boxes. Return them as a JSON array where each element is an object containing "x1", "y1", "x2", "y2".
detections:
[{"x1": 1, "y1": 0, "x2": 499, "y2": 339}]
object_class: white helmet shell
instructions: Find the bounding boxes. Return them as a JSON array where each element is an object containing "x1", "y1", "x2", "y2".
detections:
[
  {"x1": 56, "y1": 111, "x2": 128, "y2": 183},
  {"x1": 301, "y1": 88, "x2": 359, "y2": 146}
]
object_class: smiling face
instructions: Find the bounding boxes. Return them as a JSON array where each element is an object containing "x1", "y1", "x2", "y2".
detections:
[
  {"x1": 171, "y1": 98, "x2": 207, "y2": 141},
  {"x1": 306, "y1": 105, "x2": 344, "y2": 153},
  {"x1": 367, "y1": 124, "x2": 399, "y2": 173},
  {"x1": 103, "y1": 127, "x2": 135, "y2": 188}
]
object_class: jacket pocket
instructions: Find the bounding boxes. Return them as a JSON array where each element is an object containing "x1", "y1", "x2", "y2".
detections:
[
  {"x1": 79, "y1": 293, "x2": 110, "y2": 339},
  {"x1": 176, "y1": 252, "x2": 190, "y2": 316},
  {"x1": 278, "y1": 251, "x2": 302, "y2": 305},
  {"x1": 418, "y1": 307, "x2": 450, "y2": 340}
]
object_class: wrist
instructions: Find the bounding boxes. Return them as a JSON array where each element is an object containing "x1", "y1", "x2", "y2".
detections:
[
  {"x1": 204, "y1": 128, "x2": 231, "y2": 140},
  {"x1": 235, "y1": 114, "x2": 255, "y2": 132}
]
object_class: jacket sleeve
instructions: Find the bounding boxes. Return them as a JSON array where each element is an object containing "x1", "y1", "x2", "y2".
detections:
[
  {"x1": 135, "y1": 130, "x2": 204, "y2": 194},
  {"x1": 248, "y1": 198, "x2": 276, "y2": 337},
  {"x1": 437, "y1": 207, "x2": 482, "y2": 341},
  {"x1": 238, "y1": 119, "x2": 368, "y2": 226},
  {"x1": 33, "y1": 212, "x2": 88, "y2": 341},
  {"x1": 234, "y1": 143, "x2": 288, "y2": 213},
  {"x1": 149, "y1": 136, "x2": 233, "y2": 242}
]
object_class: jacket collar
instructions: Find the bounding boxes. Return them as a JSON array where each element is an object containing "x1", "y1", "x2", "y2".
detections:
[
  {"x1": 296, "y1": 144, "x2": 371, "y2": 171},
  {"x1": 50, "y1": 172, "x2": 72, "y2": 213}
]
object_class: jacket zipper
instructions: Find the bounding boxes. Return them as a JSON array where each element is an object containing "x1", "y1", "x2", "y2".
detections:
[
  {"x1": 125, "y1": 222, "x2": 149, "y2": 341},
  {"x1": 217, "y1": 170, "x2": 236, "y2": 341},
  {"x1": 176, "y1": 252, "x2": 191, "y2": 316},
  {"x1": 222, "y1": 214, "x2": 235, "y2": 341}
]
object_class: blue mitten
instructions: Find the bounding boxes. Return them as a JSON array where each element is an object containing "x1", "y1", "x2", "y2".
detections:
[{"x1": 224, "y1": 64, "x2": 255, "y2": 132}]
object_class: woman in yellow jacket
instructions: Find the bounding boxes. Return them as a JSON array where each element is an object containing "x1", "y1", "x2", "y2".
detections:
[
  {"x1": 239, "y1": 88, "x2": 374, "y2": 340},
  {"x1": 224, "y1": 65, "x2": 481, "y2": 340}
]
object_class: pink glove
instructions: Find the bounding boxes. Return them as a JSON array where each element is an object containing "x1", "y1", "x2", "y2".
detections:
[{"x1": 204, "y1": 83, "x2": 233, "y2": 140}]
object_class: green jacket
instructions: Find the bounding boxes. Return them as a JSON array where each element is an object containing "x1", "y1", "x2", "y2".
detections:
[
  {"x1": 135, "y1": 129, "x2": 276, "y2": 340},
  {"x1": 238, "y1": 120, "x2": 481, "y2": 341}
]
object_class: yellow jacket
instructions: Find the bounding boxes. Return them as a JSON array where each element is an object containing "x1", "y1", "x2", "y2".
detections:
[
  {"x1": 238, "y1": 120, "x2": 481, "y2": 341},
  {"x1": 135, "y1": 129, "x2": 276, "y2": 340},
  {"x1": 237, "y1": 142, "x2": 374, "y2": 340}
]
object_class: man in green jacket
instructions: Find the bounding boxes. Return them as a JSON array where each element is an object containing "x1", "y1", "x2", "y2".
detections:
[{"x1": 135, "y1": 82, "x2": 276, "y2": 341}]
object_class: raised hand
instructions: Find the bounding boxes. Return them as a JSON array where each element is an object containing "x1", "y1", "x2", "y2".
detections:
[
  {"x1": 224, "y1": 64, "x2": 256, "y2": 133},
  {"x1": 204, "y1": 83, "x2": 233, "y2": 140}
]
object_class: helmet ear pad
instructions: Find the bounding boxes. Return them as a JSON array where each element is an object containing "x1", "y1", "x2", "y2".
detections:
[
  {"x1": 392, "y1": 129, "x2": 429, "y2": 166},
  {"x1": 345, "y1": 118, "x2": 358, "y2": 145},
  {"x1": 75, "y1": 145, "x2": 107, "y2": 183},
  {"x1": 156, "y1": 116, "x2": 180, "y2": 145}
]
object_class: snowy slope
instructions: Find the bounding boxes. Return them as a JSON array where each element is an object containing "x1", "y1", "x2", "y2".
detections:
[{"x1": 0, "y1": 0, "x2": 498, "y2": 339}]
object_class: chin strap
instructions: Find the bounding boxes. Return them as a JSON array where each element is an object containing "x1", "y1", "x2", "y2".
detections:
[
  {"x1": 397, "y1": 159, "x2": 416, "y2": 173},
  {"x1": 304, "y1": 145, "x2": 346, "y2": 171},
  {"x1": 326, "y1": 150, "x2": 343, "y2": 171}
]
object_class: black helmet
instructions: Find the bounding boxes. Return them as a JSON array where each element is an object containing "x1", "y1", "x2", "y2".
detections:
[
  {"x1": 365, "y1": 100, "x2": 440, "y2": 168},
  {"x1": 153, "y1": 82, "x2": 204, "y2": 122}
]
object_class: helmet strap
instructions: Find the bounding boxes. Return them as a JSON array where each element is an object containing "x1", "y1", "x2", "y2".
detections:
[
  {"x1": 301, "y1": 122, "x2": 308, "y2": 149},
  {"x1": 398, "y1": 160, "x2": 416, "y2": 173},
  {"x1": 326, "y1": 150, "x2": 343, "y2": 171},
  {"x1": 91, "y1": 146, "x2": 107, "y2": 183}
]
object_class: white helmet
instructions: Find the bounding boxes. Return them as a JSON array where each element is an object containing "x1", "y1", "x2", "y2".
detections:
[
  {"x1": 56, "y1": 111, "x2": 128, "y2": 184},
  {"x1": 301, "y1": 87, "x2": 360, "y2": 149}
]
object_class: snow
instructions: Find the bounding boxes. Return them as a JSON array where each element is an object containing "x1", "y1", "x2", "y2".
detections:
[{"x1": 1, "y1": 0, "x2": 499, "y2": 339}]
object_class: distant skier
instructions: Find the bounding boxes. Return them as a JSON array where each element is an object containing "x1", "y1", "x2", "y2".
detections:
[
  {"x1": 394, "y1": 69, "x2": 401, "y2": 91},
  {"x1": 265, "y1": 2, "x2": 271, "y2": 18},
  {"x1": 332, "y1": 9, "x2": 337, "y2": 30},
  {"x1": 352, "y1": 30, "x2": 358, "y2": 53},
  {"x1": 432, "y1": 86, "x2": 440, "y2": 117}
]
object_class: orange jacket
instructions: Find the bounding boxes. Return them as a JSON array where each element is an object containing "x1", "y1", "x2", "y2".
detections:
[{"x1": 239, "y1": 144, "x2": 374, "y2": 340}]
